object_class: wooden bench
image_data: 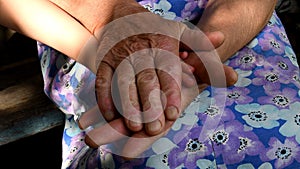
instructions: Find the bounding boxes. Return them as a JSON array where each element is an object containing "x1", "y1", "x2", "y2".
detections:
[{"x1": 0, "y1": 32, "x2": 64, "y2": 146}]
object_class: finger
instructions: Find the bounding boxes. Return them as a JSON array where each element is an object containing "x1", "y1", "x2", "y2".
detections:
[
  {"x1": 180, "y1": 28, "x2": 224, "y2": 52},
  {"x1": 85, "y1": 118, "x2": 130, "y2": 148},
  {"x1": 182, "y1": 72, "x2": 197, "y2": 87},
  {"x1": 121, "y1": 120, "x2": 174, "y2": 159},
  {"x1": 155, "y1": 50, "x2": 182, "y2": 121},
  {"x1": 182, "y1": 60, "x2": 195, "y2": 73},
  {"x1": 179, "y1": 51, "x2": 189, "y2": 59},
  {"x1": 115, "y1": 59, "x2": 143, "y2": 132},
  {"x1": 131, "y1": 51, "x2": 165, "y2": 136},
  {"x1": 183, "y1": 52, "x2": 238, "y2": 87},
  {"x1": 204, "y1": 31, "x2": 225, "y2": 49},
  {"x1": 181, "y1": 61, "x2": 197, "y2": 87},
  {"x1": 78, "y1": 105, "x2": 103, "y2": 130},
  {"x1": 137, "y1": 69, "x2": 165, "y2": 136},
  {"x1": 121, "y1": 131, "x2": 163, "y2": 159},
  {"x1": 96, "y1": 62, "x2": 118, "y2": 122}
]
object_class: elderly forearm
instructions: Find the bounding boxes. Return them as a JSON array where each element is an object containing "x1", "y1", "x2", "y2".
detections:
[
  {"x1": 198, "y1": 0, "x2": 277, "y2": 61},
  {"x1": 0, "y1": 0, "x2": 92, "y2": 60}
]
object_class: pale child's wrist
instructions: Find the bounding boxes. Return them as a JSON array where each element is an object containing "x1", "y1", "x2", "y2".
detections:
[{"x1": 77, "y1": 35, "x2": 100, "y2": 74}]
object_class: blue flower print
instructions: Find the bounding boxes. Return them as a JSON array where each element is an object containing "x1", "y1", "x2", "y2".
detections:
[
  {"x1": 65, "y1": 132, "x2": 91, "y2": 168},
  {"x1": 196, "y1": 101, "x2": 236, "y2": 135},
  {"x1": 237, "y1": 162, "x2": 273, "y2": 169},
  {"x1": 264, "y1": 56, "x2": 298, "y2": 78},
  {"x1": 279, "y1": 102, "x2": 300, "y2": 144},
  {"x1": 64, "y1": 116, "x2": 82, "y2": 137},
  {"x1": 271, "y1": 26, "x2": 290, "y2": 45},
  {"x1": 292, "y1": 72, "x2": 300, "y2": 89},
  {"x1": 246, "y1": 37, "x2": 258, "y2": 49},
  {"x1": 258, "y1": 32, "x2": 285, "y2": 55},
  {"x1": 39, "y1": 47, "x2": 51, "y2": 79},
  {"x1": 168, "y1": 126, "x2": 213, "y2": 169},
  {"x1": 185, "y1": 90, "x2": 213, "y2": 115},
  {"x1": 258, "y1": 87, "x2": 300, "y2": 109},
  {"x1": 196, "y1": 159, "x2": 216, "y2": 169},
  {"x1": 138, "y1": 0, "x2": 158, "y2": 9},
  {"x1": 235, "y1": 103, "x2": 280, "y2": 129},
  {"x1": 197, "y1": 0, "x2": 208, "y2": 9},
  {"x1": 228, "y1": 48, "x2": 264, "y2": 70},
  {"x1": 139, "y1": 0, "x2": 177, "y2": 20},
  {"x1": 224, "y1": 127, "x2": 265, "y2": 164},
  {"x1": 151, "y1": 137, "x2": 177, "y2": 156},
  {"x1": 210, "y1": 120, "x2": 265, "y2": 164},
  {"x1": 252, "y1": 68, "x2": 289, "y2": 90},
  {"x1": 265, "y1": 13, "x2": 280, "y2": 28},
  {"x1": 153, "y1": 0, "x2": 177, "y2": 20},
  {"x1": 284, "y1": 46, "x2": 298, "y2": 66},
  {"x1": 172, "y1": 108, "x2": 199, "y2": 131},
  {"x1": 146, "y1": 151, "x2": 171, "y2": 169},
  {"x1": 208, "y1": 121, "x2": 243, "y2": 164},
  {"x1": 214, "y1": 87, "x2": 253, "y2": 106},
  {"x1": 233, "y1": 69, "x2": 252, "y2": 87},
  {"x1": 260, "y1": 137, "x2": 300, "y2": 169},
  {"x1": 198, "y1": 106, "x2": 235, "y2": 125},
  {"x1": 180, "y1": 0, "x2": 199, "y2": 21},
  {"x1": 98, "y1": 147, "x2": 115, "y2": 169}
]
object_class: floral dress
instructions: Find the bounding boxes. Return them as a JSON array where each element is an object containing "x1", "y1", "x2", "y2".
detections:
[{"x1": 37, "y1": 0, "x2": 300, "y2": 168}]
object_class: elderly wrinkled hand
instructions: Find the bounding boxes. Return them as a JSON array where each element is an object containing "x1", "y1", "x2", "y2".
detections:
[
  {"x1": 76, "y1": 2, "x2": 238, "y2": 159},
  {"x1": 78, "y1": 5, "x2": 224, "y2": 133}
]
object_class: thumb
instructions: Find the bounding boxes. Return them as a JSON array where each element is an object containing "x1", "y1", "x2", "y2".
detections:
[
  {"x1": 180, "y1": 25, "x2": 224, "y2": 52},
  {"x1": 204, "y1": 31, "x2": 225, "y2": 49}
]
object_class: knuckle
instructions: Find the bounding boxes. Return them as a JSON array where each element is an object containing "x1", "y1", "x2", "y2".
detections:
[
  {"x1": 117, "y1": 74, "x2": 134, "y2": 86},
  {"x1": 156, "y1": 35, "x2": 177, "y2": 50},
  {"x1": 161, "y1": 82, "x2": 180, "y2": 92},
  {"x1": 95, "y1": 75, "x2": 109, "y2": 88},
  {"x1": 128, "y1": 35, "x2": 152, "y2": 51},
  {"x1": 158, "y1": 64, "x2": 178, "y2": 75},
  {"x1": 110, "y1": 46, "x2": 130, "y2": 59},
  {"x1": 137, "y1": 69, "x2": 159, "y2": 85},
  {"x1": 129, "y1": 99, "x2": 140, "y2": 109}
]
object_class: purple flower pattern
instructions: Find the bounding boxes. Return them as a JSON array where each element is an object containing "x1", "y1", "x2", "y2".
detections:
[
  {"x1": 252, "y1": 68, "x2": 289, "y2": 90},
  {"x1": 260, "y1": 137, "x2": 300, "y2": 169},
  {"x1": 259, "y1": 32, "x2": 285, "y2": 55},
  {"x1": 37, "y1": 1, "x2": 300, "y2": 168},
  {"x1": 228, "y1": 47, "x2": 264, "y2": 70},
  {"x1": 214, "y1": 87, "x2": 253, "y2": 106},
  {"x1": 168, "y1": 126, "x2": 213, "y2": 169},
  {"x1": 214, "y1": 121, "x2": 265, "y2": 164},
  {"x1": 258, "y1": 87, "x2": 300, "y2": 109}
]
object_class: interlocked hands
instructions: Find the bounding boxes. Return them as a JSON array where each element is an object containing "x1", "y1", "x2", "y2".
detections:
[{"x1": 77, "y1": 4, "x2": 237, "y2": 159}]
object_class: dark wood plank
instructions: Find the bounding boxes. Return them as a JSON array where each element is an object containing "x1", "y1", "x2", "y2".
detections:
[{"x1": 0, "y1": 33, "x2": 64, "y2": 146}]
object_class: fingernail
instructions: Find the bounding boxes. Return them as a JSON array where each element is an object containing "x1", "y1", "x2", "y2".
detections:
[
  {"x1": 78, "y1": 120, "x2": 84, "y2": 130},
  {"x1": 85, "y1": 134, "x2": 99, "y2": 148},
  {"x1": 75, "y1": 114, "x2": 84, "y2": 129},
  {"x1": 187, "y1": 64, "x2": 195, "y2": 73},
  {"x1": 227, "y1": 69, "x2": 238, "y2": 86},
  {"x1": 104, "y1": 111, "x2": 115, "y2": 121},
  {"x1": 166, "y1": 106, "x2": 178, "y2": 120},
  {"x1": 146, "y1": 120, "x2": 162, "y2": 134},
  {"x1": 129, "y1": 116, "x2": 142, "y2": 130},
  {"x1": 184, "y1": 74, "x2": 197, "y2": 87}
]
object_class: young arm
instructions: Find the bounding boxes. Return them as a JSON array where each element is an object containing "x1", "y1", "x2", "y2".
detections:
[
  {"x1": 0, "y1": 0, "x2": 92, "y2": 60},
  {"x1": 198, "y1": 0, "x2": 277, "y2": 61}
]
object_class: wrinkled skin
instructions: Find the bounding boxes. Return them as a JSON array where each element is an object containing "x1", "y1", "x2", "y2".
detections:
[{"x1": 50, "y1": 0, "x2": 237, "y2": 159}]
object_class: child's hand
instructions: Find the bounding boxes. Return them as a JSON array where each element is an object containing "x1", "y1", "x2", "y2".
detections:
[
  {"x1": 74, "y1": 1, "x2": 238, "y2": 159},
  {"x1": 180, "y1": 31, "x2": 238, "y2": 87},
  {"x1": 180, "y1": 50, "x2": 238, "y2": 87}
]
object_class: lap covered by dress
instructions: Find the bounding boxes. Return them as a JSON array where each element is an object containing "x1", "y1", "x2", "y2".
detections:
[{"x1": 37, "y1": 0, "x2": 300, "y2": 168}]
